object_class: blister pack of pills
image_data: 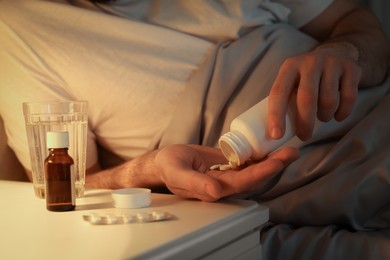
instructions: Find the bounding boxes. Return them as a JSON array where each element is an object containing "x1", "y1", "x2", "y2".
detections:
[{"x1": 82, "y1": 211, "x2": 174, "y2": 225}]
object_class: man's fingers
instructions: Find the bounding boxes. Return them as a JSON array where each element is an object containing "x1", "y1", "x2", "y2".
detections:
[
  {"x1": 164, "y1": 168, "x2": 222, "y2": 201},
  {"x1": 295, "y1": 62, "x2": 321, "y2": 141},
  {"x1": 212, "y1": 147, "x2": 300, "y2": 197},
  {"x1": 157, "y1": 146, "x2": 299, "y2": 202},
  {"x1": 317, "y1": 65, "x2": 340, "y2": 122},
  {"x1": 335, "y1": 64, "x2": 360, "y2": 121},
  {"x1": 167, "y1": 185, "x2": 220, "y2": 202},
  {"x1": 268, "y1": 62, "x2": 299, "y2": 140}
]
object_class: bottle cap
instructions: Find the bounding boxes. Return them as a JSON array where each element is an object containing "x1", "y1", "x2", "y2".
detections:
[
  {"x1": 46, "y1": 131, "x2": 69, "y2": 149},
  {"x1": 112, "y1": 188, "x2": 151, "y2": 209}
]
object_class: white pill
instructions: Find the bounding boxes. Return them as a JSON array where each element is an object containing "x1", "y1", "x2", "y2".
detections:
[
  {"x1": 228, "y1": 161, "x2": 238, "y2": 169},
  {"x1": 103, "y1": 214, "x2": 119, "y2": 224},
  {"x1": 121, "y1": 214, "x2": 136, "y2": 223},
  {"x1": 136, "y1": 212, "x2": 153, "y2": 222},
  {"x1": 219, "y1": 164, "x2": 232, "y2": 171},
  {"x1": 209, "y1": 164, "x2": 222, "y2": 170},
  {"x1": 152, "y1": 211, "x2": 168, "y2": 220}
]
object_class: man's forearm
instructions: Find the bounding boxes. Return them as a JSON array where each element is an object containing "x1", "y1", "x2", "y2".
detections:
[
  {"x1": 85, "y1": 150, "x2": 164, "y2": 190},
  {"x1": 324, "y1": 6, "x2": 389, "y2": 86}
]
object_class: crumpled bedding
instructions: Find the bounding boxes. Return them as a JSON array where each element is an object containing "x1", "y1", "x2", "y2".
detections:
[
  {"x1": 158, "y1": 23, "x2": 390, "y2": 259},
  {"x1": 258, "y1": 89, "x2": 390, "y2": 260}
]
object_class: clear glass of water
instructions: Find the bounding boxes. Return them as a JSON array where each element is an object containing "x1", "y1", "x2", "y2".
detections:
[{"x1": 23, "y1": 101, "x2": 88, "y2": 199}]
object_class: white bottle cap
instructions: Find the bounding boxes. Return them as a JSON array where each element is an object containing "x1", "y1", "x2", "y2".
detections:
[
  {"x1": 46, "y1": 131, "x2": 69, "y2": 149},
  {"x1": 112, "y1": 188, "x2": 151, "y2": 209}
]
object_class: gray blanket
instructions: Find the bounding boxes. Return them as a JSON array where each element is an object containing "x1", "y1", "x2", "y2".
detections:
[
  {"x1": 259, "y1": 89, "x2": 390, "y2": 260},
  {"x1": 159, "y1": 23, "x2": 390, "y2": 259}
]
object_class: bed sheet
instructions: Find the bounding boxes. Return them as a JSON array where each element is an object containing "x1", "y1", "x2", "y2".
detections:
[
  {"x1": 158, "y1": 22, "x2": 390, "y2": 259},
  {"x1": 258, "y1": 88, "x2": 390, "y2": 260}
]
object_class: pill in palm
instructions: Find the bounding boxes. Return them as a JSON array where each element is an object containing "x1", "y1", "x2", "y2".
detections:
[
  {"x1": 209, "y1": 164, "x2": 222, "y2": 170},
  {"x1": 209, "y1": 163, "x2": 232, "y2": 171}
]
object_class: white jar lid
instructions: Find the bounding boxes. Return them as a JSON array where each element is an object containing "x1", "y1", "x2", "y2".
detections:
[
  {"x1": 46, "y1": 131, "x2": 69, "y2": 148},
  {"x1": 112, "y1": 188, "x2": 151, "y2": 209}
]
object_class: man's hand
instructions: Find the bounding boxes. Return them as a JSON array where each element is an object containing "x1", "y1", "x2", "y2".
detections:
[
  {"x1": 268, "y1": 42, "x2": 361, "y2": 141},
  {"x1": 154, "y1": 144, "x2": 299, "y2": 202},
  {"x1": 267, "y1": 0, "x2": 390, "y2": 141}
]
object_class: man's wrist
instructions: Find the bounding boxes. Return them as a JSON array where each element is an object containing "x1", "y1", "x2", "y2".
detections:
[
  {"x1": 117, "y1": 149, "x2": 164, "y2": 189},
  {"x1": 315, "y1": 40, "x2": 360, "y2": 62}
]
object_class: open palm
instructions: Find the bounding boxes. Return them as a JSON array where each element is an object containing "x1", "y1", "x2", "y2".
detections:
[{"x1": 155, "y1": 144, "x2": 299, "y2": 202}]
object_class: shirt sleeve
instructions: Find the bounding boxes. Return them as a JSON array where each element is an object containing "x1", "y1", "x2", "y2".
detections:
[{"x1": 273, "y1": 0, "x2": 335, "y2": 28}]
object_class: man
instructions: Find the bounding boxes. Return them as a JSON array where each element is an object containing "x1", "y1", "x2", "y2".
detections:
[{"x1": 0, "y1": 0, "x2": 389, "y2": 203}]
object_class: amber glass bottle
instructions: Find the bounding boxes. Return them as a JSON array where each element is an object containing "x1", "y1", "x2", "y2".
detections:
[{"x1": 44, "y1": 131, "x2": 75, "y2": 212}]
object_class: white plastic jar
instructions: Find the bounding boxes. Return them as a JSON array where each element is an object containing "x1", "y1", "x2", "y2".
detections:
[
  {"x1": 218, "y1": 88, "x2": 377, "y2": 167},
  {"x1": 218, "y1": 96, "x2": 295, "y2": 167}
]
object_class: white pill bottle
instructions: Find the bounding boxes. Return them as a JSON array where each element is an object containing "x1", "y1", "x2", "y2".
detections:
[
  {"x1": 218, "y1": 89, "x2": 380, "y2": 167},
  {"x1": 219, "y1": 96, "x2": 294, "y2": 167}
]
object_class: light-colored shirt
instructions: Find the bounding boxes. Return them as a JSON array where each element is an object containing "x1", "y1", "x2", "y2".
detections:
[{"x1": 0, "y1": 0, "x2": 333, "y2": 171}]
